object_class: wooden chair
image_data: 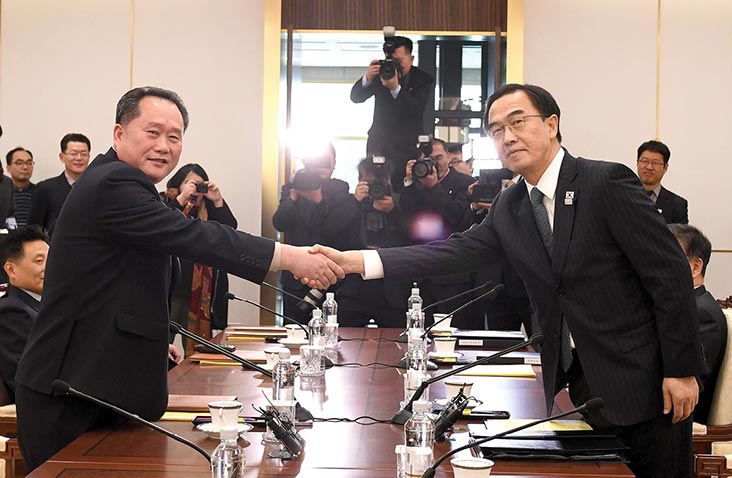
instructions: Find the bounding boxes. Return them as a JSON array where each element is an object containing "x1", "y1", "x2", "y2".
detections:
[
  {"x1": 0, "y1": 378, "x2": 24, "y2": 478},
  {"x1": 694, "y1": 308, "x2": 732, "y2": 477}
]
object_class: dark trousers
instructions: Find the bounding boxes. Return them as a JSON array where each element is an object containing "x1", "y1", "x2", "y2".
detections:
[
  {"x1": 16, "y1": 384, "x2": 118, "y2": 472},
  {"x1": 563, "y1": 355, "x2": 693, "y2": 478}
]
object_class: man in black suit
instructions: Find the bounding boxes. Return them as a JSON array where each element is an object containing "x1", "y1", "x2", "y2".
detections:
[
  {"x1": 28, "y1": 133, "x2": 92, "y2": 236},
  {"x1": 636, "y1": 140, "x2": 688, "y2": 224},
  {"x1": 0, "y1": 227, "x2": 48, "y2": 402},
  {"x1": 350, "y1": 35, "x2": 434, "y2": 190},
  {"x1": 315, "y1": 84, "x2": 706, "y2": 478},
  {"x1": 14, "y1": 86, "x2": 343, "y2": 471},
  {"x1": 6, "y1": 147, "x2": 36, "y2": 227},
  {"x1": 670, "y1": 223, "x2": 728, "y2": 424}
]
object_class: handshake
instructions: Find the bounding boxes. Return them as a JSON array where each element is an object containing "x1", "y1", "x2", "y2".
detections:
[{"x1": 277, "y1": 244, "x2": 367, "y2": 289}]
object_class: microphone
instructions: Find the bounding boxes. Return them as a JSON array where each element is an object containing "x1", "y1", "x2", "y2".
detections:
[
  {"x1": 51, "y1": 379, "x2": 211, "y2": 462},
  {"x1": 421, "y1": 284, "x2": 504, "y2": 339},
  {"x1": 422, "y1": 281, "x2": 495, "y2": 313},
  {"x1": 420, "y1": 397, "x2": 605, "y2": 478},
  {"x1": 169, "y1": 322, "x2": 272, "y2": 377},
  {"x1": 392, "y1": 333, "x2": 543, "y2": 425},
  {"x1": 260, "y1": 280, "x2": 323, "y2": 312}
]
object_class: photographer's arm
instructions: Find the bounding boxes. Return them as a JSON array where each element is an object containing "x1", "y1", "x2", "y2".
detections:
[
  {"x1": 350, "y1": 60, "x2": 381, "y2": 103},
  {"x1": 391, "y1": 71, "x2": 433, "y2": 116}
]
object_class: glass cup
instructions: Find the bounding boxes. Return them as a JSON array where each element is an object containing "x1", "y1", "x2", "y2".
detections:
[
  {"x1": 450, "y1": 457, "x2": 495, "y2": 478},
  {"x1": 299, "y1": 345, "x2": 325, "y2": 377},
  {"x1": 263, "y1": 399, "x2": 296, "y2": 443},
  {"x1": 208, "y1": 400, "x2": 242, "y2": 432}
]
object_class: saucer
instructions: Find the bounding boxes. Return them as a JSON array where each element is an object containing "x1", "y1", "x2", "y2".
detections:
[
  {"x1": 429, "y1": 327, "x2": 458, "y2": 336},
  {"x1": 428, "y1": 351, "x2": 463, "y2": 361},
  {"x1": 196, "y1": 422, "x2": 253, "y2": 439},
  {"x1": 278, "y1": 338, "x2": 309, "y2": 350},
  {"x1": 434, "y1": 397, "x2": 481, "y2": 409}
]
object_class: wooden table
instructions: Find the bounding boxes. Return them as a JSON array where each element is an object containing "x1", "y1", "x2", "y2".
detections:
[{"x1": 29, "y1": 328, "x2": 633, "y2": 477}]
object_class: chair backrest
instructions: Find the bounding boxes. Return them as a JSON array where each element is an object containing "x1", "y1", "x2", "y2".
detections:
[{"x1": 709, "y1": 308, "x2": 732, "y2": 425}]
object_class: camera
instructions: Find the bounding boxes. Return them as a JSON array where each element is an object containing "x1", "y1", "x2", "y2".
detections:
[
  {"x1": 367, "y1": 155, "x2": 389, "y2": 200},
  {"x1": 469, "y1": 168, "x2": 514, "y2": 203},
  {"x1": 379, "y1": 27, "x2": 401, "y2": 81},
  {"x1": 195, "y1": 182, "x2": 208, "y2": 194},
  {"x1": 412, "y1": 135, "x2": 437, "y2": 179},
  {"x1": 292, "y1": 170, "x2": 322, "y2": 191}
]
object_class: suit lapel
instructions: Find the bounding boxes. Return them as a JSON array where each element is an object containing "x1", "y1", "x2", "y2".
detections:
[{"x1": 552, "y1": 154, "x2": 578, "y2": 277}]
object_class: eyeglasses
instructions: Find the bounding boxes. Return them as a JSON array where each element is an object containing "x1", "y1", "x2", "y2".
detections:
[
  {"x1": 637, "y1": 158, "x2": 665, "y2": 168},
  {"x1": 12, "y1": 160, "x2": 34, "y2": 167},
  {"x1": 64, "y1": 151, "x2": 90, "y2": 159},
  {"x1": 486, "y1": 115, "x2": 545, "y2": 140}
]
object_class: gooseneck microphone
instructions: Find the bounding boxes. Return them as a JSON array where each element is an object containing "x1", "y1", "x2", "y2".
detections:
[
  {"x1": 392, "y1": 333, "x2": 543, "y2": 425},
  {"x1": 421, "y1": 284, "x2": 505, "y2": 339},
  {"x1": 169, "y1": 322, "x2": 272, "y2": 377},
  {"x1": 420, "y1": 397, "x2": 605, "y2": 478},
  {"x1": 422, "y1": 281, "x2": 495, "y2": 313},
  {"x1": 51, "y1": 380, "x2": 211, "y2": 462}
]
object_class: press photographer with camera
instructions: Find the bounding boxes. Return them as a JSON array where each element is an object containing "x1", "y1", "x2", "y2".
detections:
[
  {"x1": 325, "y1": 156, "x2": 412, "y2": 327},
  {"x1": 350, "y1": 30, "x2": 434, "y2": 190},
  {"x1": 272, "y1": 143, "x2": 350, "y2": 323}
]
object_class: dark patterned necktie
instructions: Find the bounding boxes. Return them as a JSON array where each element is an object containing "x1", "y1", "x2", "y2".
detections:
[{"x1": 529, "y1": 188, "x2": 573, "y2": 371}]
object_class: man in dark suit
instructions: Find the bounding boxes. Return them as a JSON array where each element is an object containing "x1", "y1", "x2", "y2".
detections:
[
  {"x1": 315, "y1": 84, "x2": 706, "y2": 478},
  {"x1": 636, "y1": 140, "x2": 688, "y2": 224},
  {"x1": 28, "y1": 133, "x2": 92, "y2": 236},
  {"x1": 670, "y1": 223, "x2": 728, "y2": 424},
  {"x1": 0, "y1": 226, "x2": 48, "y2": 402},
  {"x1": 350, "y1": 35, "x2": 434, "y2": 190},
  {"x1": 14, "y1": 86, "x2": 343, "y2": 471}
]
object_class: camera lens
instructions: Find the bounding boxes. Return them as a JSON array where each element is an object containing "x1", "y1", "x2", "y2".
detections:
[
  {"x1": 369, "y1": 182, "x2": 386, "y2": 200},
  {"x1": 380, "y1": 60, "x2": 396, "y2": 81},
  {"x1": 413, "y1": 159, "x2": 432, "y2": 179}
]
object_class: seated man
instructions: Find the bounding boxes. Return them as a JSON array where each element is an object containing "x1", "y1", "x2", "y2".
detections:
[
  {"x1": 0, "y1": 226, "x2": 48, "y2": 402},
  {"x1": 670, "y1": 223, "x2": 728, "y2": 424}
]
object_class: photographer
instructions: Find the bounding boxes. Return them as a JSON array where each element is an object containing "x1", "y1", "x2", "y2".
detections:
[
  {"x1": 350, "y1": 35, "x2": 434, "y2": 190},
  {"x1": 327, "y1": 157, "x2": 412, "y2": 327},
  {"x1": 272, "y1": 143, "x2": 349, "y2": 323}
]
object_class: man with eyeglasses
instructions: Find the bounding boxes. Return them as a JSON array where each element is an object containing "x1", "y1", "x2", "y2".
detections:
[
  {"x1": 6, "y1": 147, "x2": 36, "y2": 227},
  {"x1": 312, "y1": 83, "x2": 706, "y2": 478},
  {"x1": 29, "y1": 133, "x2": 91, "y2": 236},
  {"x1": 636, "y1": 140, "x2": 688, "y2": 224}
]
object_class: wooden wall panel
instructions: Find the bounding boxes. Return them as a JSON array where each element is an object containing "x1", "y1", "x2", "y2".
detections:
[{"x1": 282, "y1": 0, "x2": 507, "y2": 32}]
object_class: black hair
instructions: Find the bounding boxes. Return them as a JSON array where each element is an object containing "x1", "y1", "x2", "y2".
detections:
[
  {"x1": 447, "y1": 144, "x2": 463, "y2": 155},
  {"x1": 166, "y1": 163, "x2": 209, "y2": 190},
  {"x1": 387, "y1": 36, "x2": 413, "y2": 55},
  {"x1": 484, "y1": 83, "x2": 562, "y2": 143},
  {"x1": 358, "y1": 156, "x2": 393, "y2": 180},
  {"x1": 431, "y1": 137, "x2": 447, "y2": 152},
  {"x1": 669, "y1": 223, "x2": 712, "y2": 276},
  {"x1": 1, "y1": 226, "x2": 48, "y2": 264},
  {"x1": 116, "y1": 86, "x2": 189, "y2": 132},
  {"x1": 60, "y1": 133, "x2": 91, "y2": 153},
  {"x1": 6, "y1": 147, "x2": 33, "y2": 166},
  {"x1": 637, "y1": 140, "x2": 671, "y2": 164}
]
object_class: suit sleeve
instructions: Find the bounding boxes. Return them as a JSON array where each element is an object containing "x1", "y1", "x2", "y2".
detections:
[
  {"x1": 600, "y1": 164, "x2": 706, "y2": 377},
  {"x1": 28, "y1": 183, "x2": 48, "y2": 229},
  {"x1": 0, "y1": 303, "x2": 33, "y2": 396},
  {"x1": 350, "y1": 77, "x2": 376, "y2": 103},
  {"x1": 393, "y1": 72, "x2": 433, "y2": 119}
]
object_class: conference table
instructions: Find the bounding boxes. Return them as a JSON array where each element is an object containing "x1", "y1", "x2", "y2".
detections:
[{"x1": 28, "y1": 327, "x2": 633, "y2": 477}]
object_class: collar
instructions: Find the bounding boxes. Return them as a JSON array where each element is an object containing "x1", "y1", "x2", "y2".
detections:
[
  {"x1": 64, "y1": 171, "x2": 78, "y2": 186},
  {"x1": 525, "y1": 147, "x2": 565, "y2": 200},
  {"x1": 650, "y1": 184, "x2": 661, "y2": 197},
  {"x1": 19, "y1": 287, "x2": 42, "y2": 302}
]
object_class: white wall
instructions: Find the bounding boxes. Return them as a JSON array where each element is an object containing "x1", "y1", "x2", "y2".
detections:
[
  {"x1": 523, "y1": 0, "x2": 731, "y2": 298},
  {"x1": 0, "y1": 0, "x2": 270, "y2": 323}
]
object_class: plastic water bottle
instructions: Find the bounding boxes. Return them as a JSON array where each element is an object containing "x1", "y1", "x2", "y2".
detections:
[
  {"x1": 403, "y1": 338, "x2": 429, "y2": 405},
  {"x1": 407, "y1": 284, "x2": 423, "y2": 312},
  {"x1": 409, "y1": 304, "x2": 425, "y2": 332},
  {"x1": 322, "y1": 292, "x2": 338, "y2": 323},
  {"x1": 211, "y1": 426, "x2": 245, "y2": 478},
  {"x1": 272, "y1": 349, "x2": 296, "y2": 401},
  {"x1": 308, "y1": 308, "x2": 326, "y2": 347},
  {"x1": 403, "y1": 400, "x2": 435, "y2": 476}
]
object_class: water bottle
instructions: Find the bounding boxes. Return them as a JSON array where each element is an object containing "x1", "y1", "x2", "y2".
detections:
[
  {"x1": 210, "y1": 426, "x2": 245, "y2": 478},
  {"x1": 272, "y1": 349, "x2": 296, "y2": 401},
  {"x1": 409, "y1": 304, "x2": 425, "y2": 332},
  {"x1": 407, "y1": 284, "x2": 423, "y2": 312},
  {"x1": 403, "y1": 400, "x2": 435, "y2": 476},
  {"x1": 323, "y1": 293, "x2": 339, "y2": 350},
  {"x1": 308, "y1": 308, "x2": 326, "y2": 347},
  {"x1": 403, "y1": 338, "x2": 429, "y2": 405}
]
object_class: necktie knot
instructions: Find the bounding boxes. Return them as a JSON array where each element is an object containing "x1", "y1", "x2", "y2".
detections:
[{"x1": 530, "y1": 187, "x2": 545, "y2": 206}]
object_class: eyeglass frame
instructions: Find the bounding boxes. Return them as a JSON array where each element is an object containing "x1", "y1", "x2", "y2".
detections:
[
  {"x1": 637, "y1": 158, "x2": 666, "y2": 168},
  {"x1": 63, "y1": 150, "x2": 90, "y2": 159},
  {"x1": 486, "y1": 114, "x2": 546, "y2": 140},
  {"x1": 11, "y1": 160, "x2": 35, "y2": 167}
]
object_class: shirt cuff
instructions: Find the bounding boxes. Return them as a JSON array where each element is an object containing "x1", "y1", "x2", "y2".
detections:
[
  {"x1": 270, "y1": 242, "x2": 282, "y2": 271},
  {"x1": 390, "y1": 84, "x2": 401, "y2": 99},
  {"x1": 403, "y1": 178, "x2": 414, "y2": 188},
  {"x1": 362, "y1": 249, "x2": 385, "y2": 280},
  {"x1": 361, "y1": 76, "x2": 372, "y2": 87}
]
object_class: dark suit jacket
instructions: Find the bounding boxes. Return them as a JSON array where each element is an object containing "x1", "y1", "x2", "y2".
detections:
[
  {"x1": 29, "y1": 171, "x2": 72, "y2": 236},
  {"x1": 350, "y1": 67, "x2": 434, "y2": 184},
  {"x1": 0, "y1": 175, "x2": 15, "y2": 227},
  {"x1": 656, "y1": 186, "x2": 688, "y2": 224},
  {"x1": 16, "y1": 148, "x2": 275, "y2": 421},
  {"x1": 378, "y1": 151, "x2": 707, "y2": 426},
  {"x1": 694, "y1": 285, "x2": 728, "y2": 424},
  {"x1": 0, "y1": 286, "x2": 40, "y2": 401}
]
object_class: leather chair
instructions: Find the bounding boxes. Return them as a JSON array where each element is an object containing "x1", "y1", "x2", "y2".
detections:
[{"x1": 694, "y1": 308, "x2": 732, "y2": 477}]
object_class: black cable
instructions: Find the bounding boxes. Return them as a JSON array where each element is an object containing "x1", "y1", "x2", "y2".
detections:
[
  {"x1": 332, "y1": 362, "x2": 398, "y2": 369},
  {"x1": 313, "y1": 415, "x2": 393, "y2": 425}
]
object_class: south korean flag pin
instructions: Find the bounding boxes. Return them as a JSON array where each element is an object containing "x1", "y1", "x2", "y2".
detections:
[{"x1": 564, "y1": 191, "x2": 575, "y2": 206}]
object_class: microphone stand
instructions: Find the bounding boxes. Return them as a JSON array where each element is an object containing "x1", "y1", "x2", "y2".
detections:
[
  {"x1": 169, "y1": 322, "x2": 272, "y2": 377},
  {"x1": 391, "y1": 333, "x2": 544, "y2": 425},
  {"x1": 52, "y1": 380, "x2": 211, "y2": 462},
  {"x1": 420, "y1": 397, "x2": 605, "y2": 478}
]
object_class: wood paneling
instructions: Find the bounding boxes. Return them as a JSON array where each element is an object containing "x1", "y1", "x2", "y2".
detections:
[{"x1": 282, "y1": 0, "x2": 507, "y2": 32}]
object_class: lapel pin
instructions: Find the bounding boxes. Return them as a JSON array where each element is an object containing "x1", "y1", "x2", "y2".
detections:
[{"x1": 564, "y1": 191, "x2": 575, "y2": 206}]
